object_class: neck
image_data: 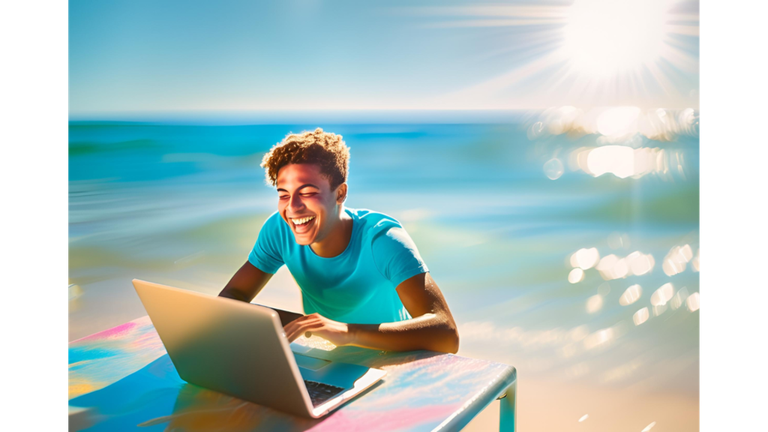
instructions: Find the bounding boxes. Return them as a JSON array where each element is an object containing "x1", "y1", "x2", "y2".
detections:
[{"x1": 310, "y1": 208, "x2": 353, "y2": 258}]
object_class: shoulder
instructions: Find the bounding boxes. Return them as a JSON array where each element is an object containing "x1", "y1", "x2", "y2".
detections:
[
  {"x1": 263, "y1": 210, "x2": 285, "y2": 227},
  {"x1": 348, "y1": 208, "x2": 404, "y2": 237},
  {"x1": 249, "y1": 211, "x2": 288, "y2": 272},
  {"x1": 351, "y1": 208, "x2": 428, "y2": 285},
  {"x1": 348, "y1": 208, "x2": 418, "y2": 253},
  {"x1": 259, "y1": 211, "x2": 290, "y2": 238}
]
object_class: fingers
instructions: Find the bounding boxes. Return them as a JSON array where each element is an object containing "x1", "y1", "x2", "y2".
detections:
[
  {"x1": 284, "y1": 314, "x2": 322, "y2": 342},
  {"x1": 285, "y1": 323, "x2": 305, "y2": 342},
  {"x1": 283, "y1": 314, "x2": 348, "y2": 346}
]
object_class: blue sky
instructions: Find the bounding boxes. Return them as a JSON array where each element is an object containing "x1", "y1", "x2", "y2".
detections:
[{"x1": 69, "y1": 0, "x2": 699, "y2": 116}]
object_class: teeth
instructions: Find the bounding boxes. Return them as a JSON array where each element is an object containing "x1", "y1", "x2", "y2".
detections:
[{"x1": 292, "y1": 216, "x2": 315, "y2": 225}]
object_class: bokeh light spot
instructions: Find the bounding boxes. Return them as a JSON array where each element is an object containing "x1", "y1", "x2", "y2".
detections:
[
  {"x1": 633, "y1": 307, "x2": 649, "y2": 325},
  {"x1": 619, "y1": 284, "x2": 642, "y2": 306},
  {"x1": 569, "y1": 268, "x2": 585, "y2": 284}
]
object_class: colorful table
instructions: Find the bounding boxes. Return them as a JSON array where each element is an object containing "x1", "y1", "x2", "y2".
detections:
[{"x1": 69, "y1": 316, "x2": 517, "y2": 431}]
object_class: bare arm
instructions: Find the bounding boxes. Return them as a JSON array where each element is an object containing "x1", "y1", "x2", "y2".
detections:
[
  {"x1": 219, "y1": 261, "x2": 306, "y2": 326},
  {"x1": 350, "y1": 272, "x2": 459, "y2": 353},
  {"x1": 284, "y1": 272, "x2": 460, "y2": 354},
  {"x1": 218, "y1": 261, "x2": 273, "y2": 303}
]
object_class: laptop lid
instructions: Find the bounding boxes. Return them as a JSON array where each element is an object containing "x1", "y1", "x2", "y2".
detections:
[{"x1": 132, "y1": 279, "x2": 315, "y2": 417}]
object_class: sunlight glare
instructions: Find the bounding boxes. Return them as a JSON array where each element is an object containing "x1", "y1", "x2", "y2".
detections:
[
  {"x1": 584, "y1": 327, "x2": 614, "y2": 350},
  {"x1": 663, "y1": 244, "x2": 694, "y2": 276},
  {"x1": 686, "y1": 292, "x2": 700, "y2": 312},
  {"x1": 633, "y1": 307, "x2": 649, "y2": 326},
  {"x1": 642, "y1": 421, "x2": 657, "y2": 432},
  {"x1": 563, "y1": 0, "x2": 667, "y2": 77},
  {"x1": 586, "y1": 145, "x2": 635, "y2": 178},
  {"x1": 544, "y1": 157, "x2": 565, "y2": 180},
  {"x1": 626, "y1": 251, "x2": 655, "y2": 276},
  {"x1": 569, "y1": 268, "x2": 585, "y2": 284},
  {"x1": 620, "y1": 284, "x2": 642, "y2": 306},
  {"x1": 587, "y1": 294, "x2": 603, "y2": 313},
  {"x1": 570, "y1": 247, "x2": 600, "y2": 270},
  {"x1": 651, "y1": 283, "x2": 674, "y2": 306},
  {"x1": 597, "y1": 106, "x2": 641, "y2": 137}
]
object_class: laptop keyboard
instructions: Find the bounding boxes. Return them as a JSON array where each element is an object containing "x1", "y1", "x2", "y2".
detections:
[{"x1": 304, "y1": 380, "x2": 345, "y2": 407}]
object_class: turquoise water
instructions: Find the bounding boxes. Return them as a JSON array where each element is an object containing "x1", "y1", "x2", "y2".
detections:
[{"x1": 69, "y1": 117, "x2": 699, "y2": 428}]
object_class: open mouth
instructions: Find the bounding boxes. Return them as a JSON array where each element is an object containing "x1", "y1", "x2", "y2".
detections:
[{"x1": 290, "y1": 215, "x2": 316, "y2": 234}]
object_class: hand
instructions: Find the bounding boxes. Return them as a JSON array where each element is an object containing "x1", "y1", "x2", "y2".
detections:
[{"x1": 283, "y1": 313, "x2": 352, "y2": 346}]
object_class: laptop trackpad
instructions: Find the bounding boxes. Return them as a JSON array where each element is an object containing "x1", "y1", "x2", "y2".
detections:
[
  {"x1": 299, "y1": 361, "x2": 371, "y2": 389},
  {"x1": 294, "y1": 353, "x2": 331, "y2": 371}
]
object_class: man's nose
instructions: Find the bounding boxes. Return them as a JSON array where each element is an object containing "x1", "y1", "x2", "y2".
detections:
[{"x1": 288, "y1": 194, "x2": 305, "y2": 212}]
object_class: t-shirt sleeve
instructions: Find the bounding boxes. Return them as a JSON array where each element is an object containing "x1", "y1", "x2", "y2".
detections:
[
  {"x1": 371, "y1": 226, "x2": 429, "y2": 288},
  {"x1": 247, "y1": 212, "x2": 285, "y2": 274}
]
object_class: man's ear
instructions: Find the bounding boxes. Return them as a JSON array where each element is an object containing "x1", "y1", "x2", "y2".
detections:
[{"x1": 335, "y1": 183, "x2": 348, "y2": 204}]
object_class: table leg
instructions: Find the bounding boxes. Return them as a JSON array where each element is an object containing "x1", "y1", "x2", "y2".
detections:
[
  {"x1": 69, "y1": 406, "x2": 96, "y2": 431},
  {"x1": 499, "y1": 380, "x2": 516, "y2": 432}
]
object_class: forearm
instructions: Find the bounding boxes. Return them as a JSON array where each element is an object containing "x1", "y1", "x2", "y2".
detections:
[
  {"x1": 283, "y1": 273, "x2": 460, "y2": 353},
  {"x1": 219, "y1": 261, "x2": 273, "y2": 303},
  {"x1": 219, "y1": 287, "x2": 303, "y2": 327},
  {"x1": 347, "y1": 313, "x2": 459, "y2": 354},
  {"x1": 252, "y1": 304, "x2": 303, "y2": 326},
  {"x1": 218, "y1": 286, "x2": 252, "y2": 302}
]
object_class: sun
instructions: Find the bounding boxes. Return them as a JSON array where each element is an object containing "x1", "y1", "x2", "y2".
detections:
[
  {"x1": 563, "y1": 0, "x2": 668, "y2": 77},
  {"x1": 428, "y1": 0, "x2": 698, "y2": 106}
]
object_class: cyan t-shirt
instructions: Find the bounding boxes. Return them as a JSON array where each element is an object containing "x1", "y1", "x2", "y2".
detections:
[{"x1": 248, "y1": 208, "x2": 429, "y2": 324}]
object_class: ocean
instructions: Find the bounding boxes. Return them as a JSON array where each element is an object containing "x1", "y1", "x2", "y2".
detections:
[{"x1": 69, "y1": 115, "x2": 699, "y2": 430}]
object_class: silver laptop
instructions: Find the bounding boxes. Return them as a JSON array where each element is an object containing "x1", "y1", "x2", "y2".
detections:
[{"x1": 132, "y1": 279, "x2": 386, "y2": 418}]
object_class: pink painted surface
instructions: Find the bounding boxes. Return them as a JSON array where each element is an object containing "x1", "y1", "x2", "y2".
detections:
[
  {"x1": 69, "y1": 316, "x2": 167, "y2": 401},
  {"x1": 69, "y1": 316, "x2": 515, "y2": 431}
]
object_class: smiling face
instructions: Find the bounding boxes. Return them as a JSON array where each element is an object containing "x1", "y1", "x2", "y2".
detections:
[{"x1": 276, "y1": 163, "x2": 347, "y2": 246}]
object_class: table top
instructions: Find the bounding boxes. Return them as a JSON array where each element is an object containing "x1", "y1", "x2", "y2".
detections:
[{"x1": 69, "y1": 316, "x2": 516, "y2": 432}]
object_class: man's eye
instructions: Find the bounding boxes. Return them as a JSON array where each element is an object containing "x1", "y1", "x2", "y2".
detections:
[
  {"x1": 279, "y1": 195, "x2": 289, "y2": 200},
  {"x1": 301, "y1": 193, "x2": 317, "y2": 197}
]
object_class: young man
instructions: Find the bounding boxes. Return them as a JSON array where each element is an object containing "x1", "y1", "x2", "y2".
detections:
[{"x1": 219, "y1": 128, "x2": 459, "y2": 354}]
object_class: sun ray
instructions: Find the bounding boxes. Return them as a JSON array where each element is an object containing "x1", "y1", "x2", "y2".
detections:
[
  {"x1": 417, "y1": 0, "x2": 699, "y2": 108},
  {"x1": 660, "y1": 45, "x2": 699, "y2": 74},
  {"x1": 410, "y1": 5, "x2": 569, "y2": 19},
  {"x1": 543, "y1": 63, "x2": 580, "y2": 95},
  {"x1": 667, "y1": 25, "x2": 699, "y2": 36},
  {"x1": 426, "y1": 19, "x2": 564, "y2": 28},
  {"x1": 440, "y1": 50, "x2": 569, "y2": 107},
  {"x1": 644, "y1": 61, "x2": 679, "y2": 98},
  {"x1": 473, "y1": 32, "x2": 564, "y2": 63}
]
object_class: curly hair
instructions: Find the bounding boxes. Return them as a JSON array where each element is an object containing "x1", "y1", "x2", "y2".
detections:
[{"x1": 261, "y1": 128, "x2": 350, "y2": 190}]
